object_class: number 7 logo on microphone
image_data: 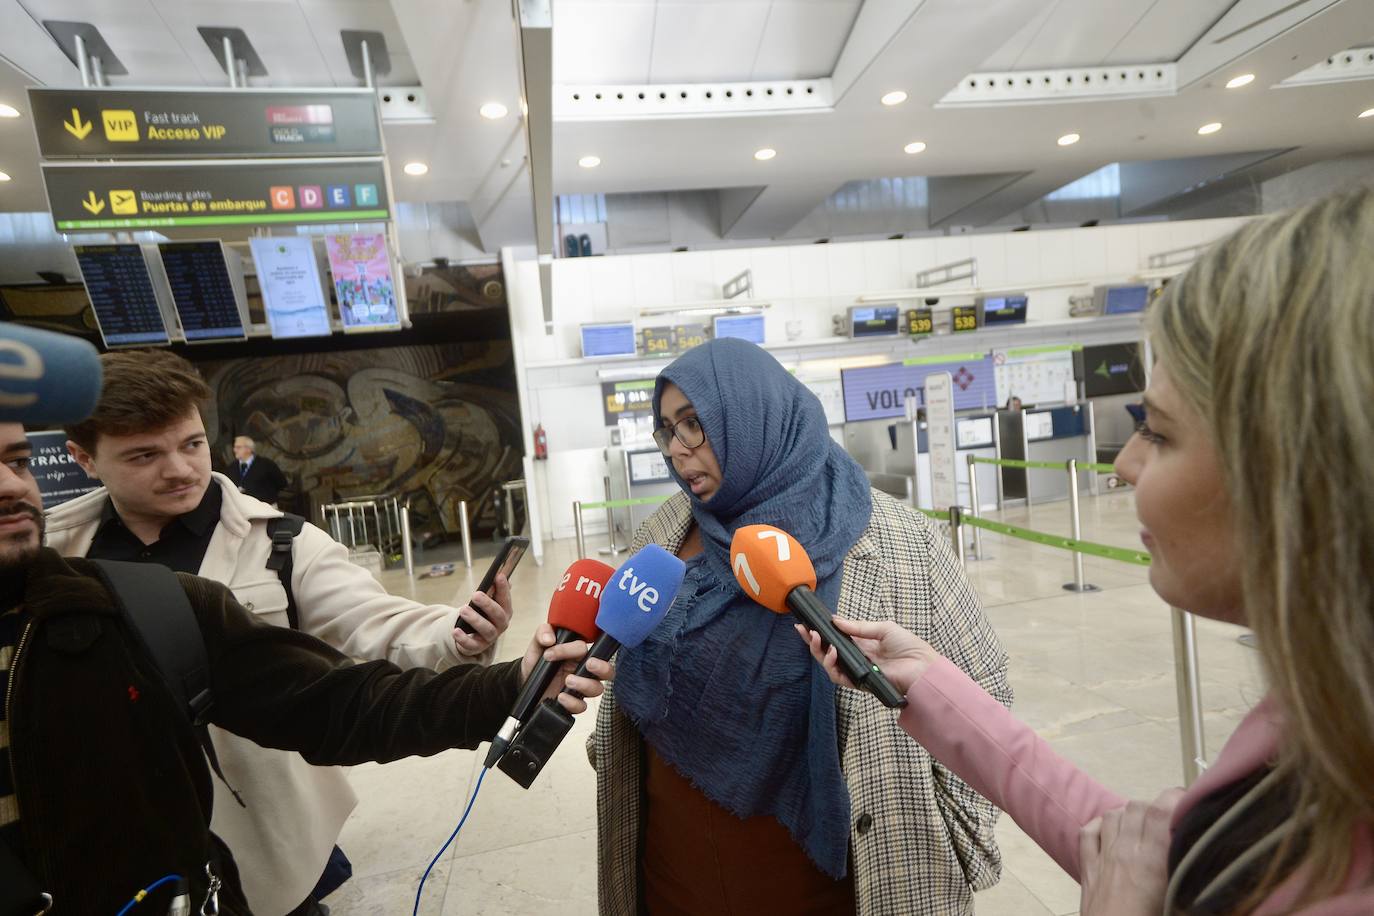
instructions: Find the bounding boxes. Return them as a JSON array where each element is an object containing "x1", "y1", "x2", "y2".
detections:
[{"x1": 730, "y1": 525, "x2": 816, "y2": 613}]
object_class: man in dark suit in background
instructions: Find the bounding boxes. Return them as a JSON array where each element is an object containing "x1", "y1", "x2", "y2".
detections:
[{"x1": 232, "y1": 436, "x2": 289, "y2": 505}]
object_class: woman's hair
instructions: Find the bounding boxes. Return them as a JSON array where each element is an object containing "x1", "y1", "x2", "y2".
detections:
[{"x1": 1148, "y1": 185, "x2": 1374, "y2": 905}]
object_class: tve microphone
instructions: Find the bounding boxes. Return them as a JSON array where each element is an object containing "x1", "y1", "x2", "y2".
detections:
[
  {"x1": 482, "y1": 559, "x2": 613, "y2": 769},
  {"x1": 498, "y1": 545, "x2": 686, "y2": 789},
  {"x1": 0, "y1": 323, "x2": 102, "y2": 424},
  {"x1": 730, "y1": 524, "x2": 908, "y2": 708},
  {"x1": 562, "y1": 543, "x2": 686, "y2": 698}
]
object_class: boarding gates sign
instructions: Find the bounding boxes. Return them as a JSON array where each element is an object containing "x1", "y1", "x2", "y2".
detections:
[
  {"x1": 42, "y1": 159, "x2": 390, "y2": 231},
  {"x1": 28, "y1": 88, "x2": 383, "y2": 159}
]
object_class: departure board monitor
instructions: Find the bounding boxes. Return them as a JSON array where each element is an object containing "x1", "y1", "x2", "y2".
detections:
[
  {"x1": 158, "y1": 241, "x2": 246, "y2": 342},
  {"x1": 848, "y1": 304, "x2": 900, "y2": 338},
  {"x1": 73, "y1": 244, "x2": 169, "y2": 348}
]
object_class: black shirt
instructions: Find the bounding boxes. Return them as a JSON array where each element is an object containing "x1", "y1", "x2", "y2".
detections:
[{"x1": 87, "y1": 484, "x2": 223, "y2": 575}]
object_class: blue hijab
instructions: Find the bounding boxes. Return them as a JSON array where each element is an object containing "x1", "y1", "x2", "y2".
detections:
[{"x1": 613, "y1": 337, "x2": 872, "y2": 878}]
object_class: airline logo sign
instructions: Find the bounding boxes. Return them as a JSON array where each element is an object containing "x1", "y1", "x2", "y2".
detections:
[
  {"x1": 730, "y1": 525, "x2": 815, "y2": 613},
  {"x1": 28, "y1": 88, "x2": 382, "y2": 159},
  {"x1": 42, "y1": 160, "x2": 390, "y2": 231}
]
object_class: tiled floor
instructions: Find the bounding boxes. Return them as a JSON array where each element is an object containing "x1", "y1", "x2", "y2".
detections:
[{"x1": 328, "y1": 489, "x2": 1263, "y2": 915}]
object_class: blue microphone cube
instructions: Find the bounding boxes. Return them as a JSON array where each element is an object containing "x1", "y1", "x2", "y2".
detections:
[{"x1": 597, "y1": 544, "x2": 686, "y2": 648}]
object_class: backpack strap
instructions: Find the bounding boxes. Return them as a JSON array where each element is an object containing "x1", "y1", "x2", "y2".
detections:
[
  {"x1": 89, "y1": 558, "x2": 244, "y2": 808},
  {"x1": 265, "y1": 514, "x2": 307, "y2": 630}
]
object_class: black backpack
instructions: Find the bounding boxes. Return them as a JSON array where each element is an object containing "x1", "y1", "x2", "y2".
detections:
[{"x1": 87, "y1": 513, "x2": 308, "y2": 804}]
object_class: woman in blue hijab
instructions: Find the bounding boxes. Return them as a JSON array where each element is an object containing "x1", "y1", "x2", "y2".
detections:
[{"x1": 588, "y1": 338, "x2": 1012, "y2": 916}]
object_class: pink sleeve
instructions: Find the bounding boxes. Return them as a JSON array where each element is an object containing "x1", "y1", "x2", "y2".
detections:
[{"x1": 899, "y1": 656, "x2": 1128, "y2": 880}]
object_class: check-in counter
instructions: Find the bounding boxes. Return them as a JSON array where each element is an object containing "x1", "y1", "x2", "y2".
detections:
[
  {"x1": 844, "y1": 413, "x2": 996, "y2": 512},
  {"x1": 997, "y1": 405, "x2": 1091, "y2": 505},
  {"x1": 607, "y1": 445, "x2": 678, "y2": 541}
]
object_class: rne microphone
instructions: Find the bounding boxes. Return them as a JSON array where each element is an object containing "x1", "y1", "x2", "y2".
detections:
[
  {"x1": 730, "y1": 524, "x2": 908, "y2": 709},
  {"x1": 0, "y1": 323, "x2": 102, "y2": 424},
  {"x1": 497, "y1": 545, "x2": 686, "y2": 788},
  {"x1": 483, "y1": 559, "x2": 613, "y2": 769}
]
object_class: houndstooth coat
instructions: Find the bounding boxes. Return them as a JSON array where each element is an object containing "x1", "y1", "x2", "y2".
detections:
[{"x1": 587, "y1": 488, "x2": 1013, "y2": 915}]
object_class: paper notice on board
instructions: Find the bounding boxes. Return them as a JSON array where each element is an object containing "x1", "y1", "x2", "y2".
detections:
[{"x1": 925, "y1": 371, "x2": 958, "y2": 513}]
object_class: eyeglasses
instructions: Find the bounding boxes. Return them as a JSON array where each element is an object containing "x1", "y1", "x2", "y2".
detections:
[{"x1": 652, "y1": 415, "x2": 706, "y2": 456}]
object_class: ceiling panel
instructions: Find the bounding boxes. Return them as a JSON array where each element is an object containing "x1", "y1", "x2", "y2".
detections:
[
  {"x1": 297, "y1": 0, "x2": 419, "y2": 85},
  {"x1": 649, "y1": 0, "x2": 772, "y2": 83},
  {"x1": 19, "y1": 0, "x2": 204, "y2": 84},
  {"x1": 1103, "y1": 0, "x2": 1235, "y2": 64},
  {"x1": 554, "y1": 0, "x2": 657, "y2": 84},
  {"x1": 749, "y1": 0, "x2": 861, "y2": 80},
  {"x1": 148, "y1": 0, "x2": 332, "y2": 86}
]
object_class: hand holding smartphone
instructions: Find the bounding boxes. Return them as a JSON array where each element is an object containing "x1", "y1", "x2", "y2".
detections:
[{"x1": 457, "y1": 536, "x2": 530, "y2": 634}]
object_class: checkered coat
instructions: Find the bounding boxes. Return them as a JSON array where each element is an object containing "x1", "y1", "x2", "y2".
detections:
[{"x1": 587, "y1": 488, "x2": 1012, "y2": 915}]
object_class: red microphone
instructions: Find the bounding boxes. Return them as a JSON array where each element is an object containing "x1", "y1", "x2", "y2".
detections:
[{"x1": 483, "y1": 559, "x2": 612, "y2": 768}]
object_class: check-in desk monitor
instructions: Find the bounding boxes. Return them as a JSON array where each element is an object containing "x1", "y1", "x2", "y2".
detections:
[
  {"x1": 157, "y1": 241, "x2": 247, "y2": 342},
  {"x1": 1094, "y1": 284, "x2": 1150, "y2": 316},
  {"x1": 956, "y1": 416, "x2": 995, "y2": 449},
  {"x1": 979, "y1": 294, "x2": 1028, "y2": 326},
  {"x1": 713, "y1": 312, "x2": 765, "y2": 344},
  {"x1": 848, "y1": 305, "x2": 900, "y2": 338},
  {"x1": 581, "y1": 322, "x2": 638, "y2": 359},
  {"x1": 73, "y1": 244, "x2": 169, "y2": 348}
]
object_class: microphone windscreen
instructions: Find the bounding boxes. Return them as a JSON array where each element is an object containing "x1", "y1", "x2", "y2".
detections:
[
  {"x1": 597, "y1": 544, "x2": 685, "y2": 647},
  {"x1": 547, "y1": 559, "x2": 614, "y2": 639},
  {"x1": 0, "y1": 324, "x2": 102, "y2": 425},
  {"x1": 729, "y1": 524, "x2": 817, "y2": 613}
]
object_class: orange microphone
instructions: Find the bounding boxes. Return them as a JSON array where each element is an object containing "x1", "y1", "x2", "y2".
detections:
[{"x1": 731, "y1": 525, "x2": 907, "y2": 708}]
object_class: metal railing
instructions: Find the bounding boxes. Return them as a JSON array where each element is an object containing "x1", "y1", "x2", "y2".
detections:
[
  {"x1": 571, "y1": 493, "x2": 672, "y2": 559},
  {"x1": 919, "y1": 498, "x2": 1205, "y2": 786}
]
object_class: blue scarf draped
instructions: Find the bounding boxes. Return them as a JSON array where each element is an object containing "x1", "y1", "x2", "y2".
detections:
[{"x1": 613, "y1": 337, "x2": 873, "y2": 878}]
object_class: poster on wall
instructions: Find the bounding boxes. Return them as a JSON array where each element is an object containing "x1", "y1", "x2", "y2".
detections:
[
  {"x1": 325, "y1": 233, "x2": 400, "y2": 332},
  {"x1": 26, "y1": 430, "x2": 100, "y2": 508},
  {"x1": 994, "y1": 344, "x2": 1078, "y2": 407},
  {"x1": 250, "y1": 236, "x2": 333, "y2": 339}
]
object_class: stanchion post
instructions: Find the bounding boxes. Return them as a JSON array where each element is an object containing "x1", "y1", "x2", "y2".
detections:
[
  {"x1": 573, "y1": 501, "x2": 586, "y2": 559},
  {"x1": 1062, "y1": 459, "x2": 1100, "y2": 592},
  {"x1": 598, "y1": 477, "x2": 625, "y2": 557},
  {"x1": 400, "y1": 504, "x2": 414, "y2": 577},
  {"x1": 1171, "y1": 608, "x2": 1206, "y2": 785},
  {"x1": 966, "y1": 454, "x2": 984, "y2": 560},
  {"x1": 458, "y1": 499, "x2": 473, "y2": 570},
  {"x1": 949, "y1": 505, "x2": 966, "y2": 569}
]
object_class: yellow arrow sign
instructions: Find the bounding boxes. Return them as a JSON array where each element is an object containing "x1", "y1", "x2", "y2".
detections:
[
  {"x1": 81, "y1": 191, "x2": 106, "y2": 215},
  {"x1": 63, "y1": 108, "x2": 93, "y2": 140}
]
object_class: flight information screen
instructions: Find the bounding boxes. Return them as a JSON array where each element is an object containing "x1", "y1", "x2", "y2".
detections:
[
  {"x1": 158, "y1": 241, "x2": 246, "y2": 341},
  {"x1": 73, "y1": 244, "x2": 169, "y2": 347}
]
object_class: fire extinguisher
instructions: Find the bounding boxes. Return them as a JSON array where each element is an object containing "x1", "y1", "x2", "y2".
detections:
[{"x1": 533, "y1": 423, "x2": 548, "y2": 460}]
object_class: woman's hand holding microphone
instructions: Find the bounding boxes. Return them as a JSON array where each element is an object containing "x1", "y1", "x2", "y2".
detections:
[{"x1": 795, "y1": 618, "x2": 939, "y2": 697}]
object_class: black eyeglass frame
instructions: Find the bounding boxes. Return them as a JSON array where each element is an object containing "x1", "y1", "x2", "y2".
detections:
[{"x1": 652, "y1": 415, "x2": 706, "y2": 456}]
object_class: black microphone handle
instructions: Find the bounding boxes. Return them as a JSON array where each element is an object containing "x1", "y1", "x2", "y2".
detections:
[
  {"x1": 509, "y1": 627, "x2": 584, "y2": 726},
  {"x1": 560, "y1": 631, "x2": 622, "y2": 700},
  {"x1": 786, "y1": 586, "x2": 908, "y2": 709}
]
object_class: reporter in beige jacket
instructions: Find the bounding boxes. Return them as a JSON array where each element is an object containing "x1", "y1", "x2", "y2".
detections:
[{"x1": 45, "y1": 349, "x2": 508, "y2": 915}]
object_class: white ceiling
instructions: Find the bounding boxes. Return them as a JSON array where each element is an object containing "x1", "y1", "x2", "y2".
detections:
[
  {"x1": 554, "y1": 0, "x2": 863, "y2": 84},
  {"x1": 553, "y1": 0, "x2": 1374, "y2": 236}
]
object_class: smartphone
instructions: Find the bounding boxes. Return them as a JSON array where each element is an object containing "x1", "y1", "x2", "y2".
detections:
[{"x1": 457, "y1": 536, "x2": 530, "y2": 633}]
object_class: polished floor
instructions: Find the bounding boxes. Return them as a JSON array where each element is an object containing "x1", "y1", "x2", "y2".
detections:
[{"x1": 328, "y1": 489, "x2": 1263, "y2": 915}]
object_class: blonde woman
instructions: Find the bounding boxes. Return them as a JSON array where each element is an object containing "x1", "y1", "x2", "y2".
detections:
[{"x1": 802, "y1": 185, "x2": 1374, "y2": 914}]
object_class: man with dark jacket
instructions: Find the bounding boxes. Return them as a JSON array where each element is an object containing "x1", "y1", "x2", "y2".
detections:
[
  {"x1": 230, "y1": 436, "x2": 288, "y2": 504},
  {"x1": 0, "y1": 420, "x2": 609, "y2": 914}
]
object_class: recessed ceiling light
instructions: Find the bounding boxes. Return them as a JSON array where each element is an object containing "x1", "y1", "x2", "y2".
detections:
[
  {"x1": 0, "y1": 171, "x2": 10, "y2": 182},
  {"x1": 1057, "y1": 133, "x2": 1080, "y2": 146},
  {"x1": 0, "y1": 104, "x2": 19, "y2": 118},
  {"x1": 903, "y1": 141, "x2": 927, "y2": 154},
  {"x1": 1225, "y1": 74, "x2": 1255, "y2": 89},
  {"x1": 881, "y1": 90, "x2": 908, "y2": 106},
  {"x1": 754, "y1": 147, "x2": 777, "y2": 161},
  {"x1": 479, "y1": 102, "x2": 508, "y2": 120},
  {"x1": 1360, "y1": 108, "x2": 1374, "y2": 119},
  {"x1": 1197, "y1": 122, "x2": 1222, "y2": 135},
  {"x1": 578, "y1": 155, "x2": 601, "y2": 168},
  {"x1": 403, "y1": 161, "x2": 429, "y2": 176}
]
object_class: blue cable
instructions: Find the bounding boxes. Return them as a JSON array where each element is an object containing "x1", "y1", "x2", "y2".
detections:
[
  {"x1": 115, "y1": 874, "x2": 182, "y2": 916},
  {"x1": 413, "y1": 765, "x2": 489, "y2": 916}
]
